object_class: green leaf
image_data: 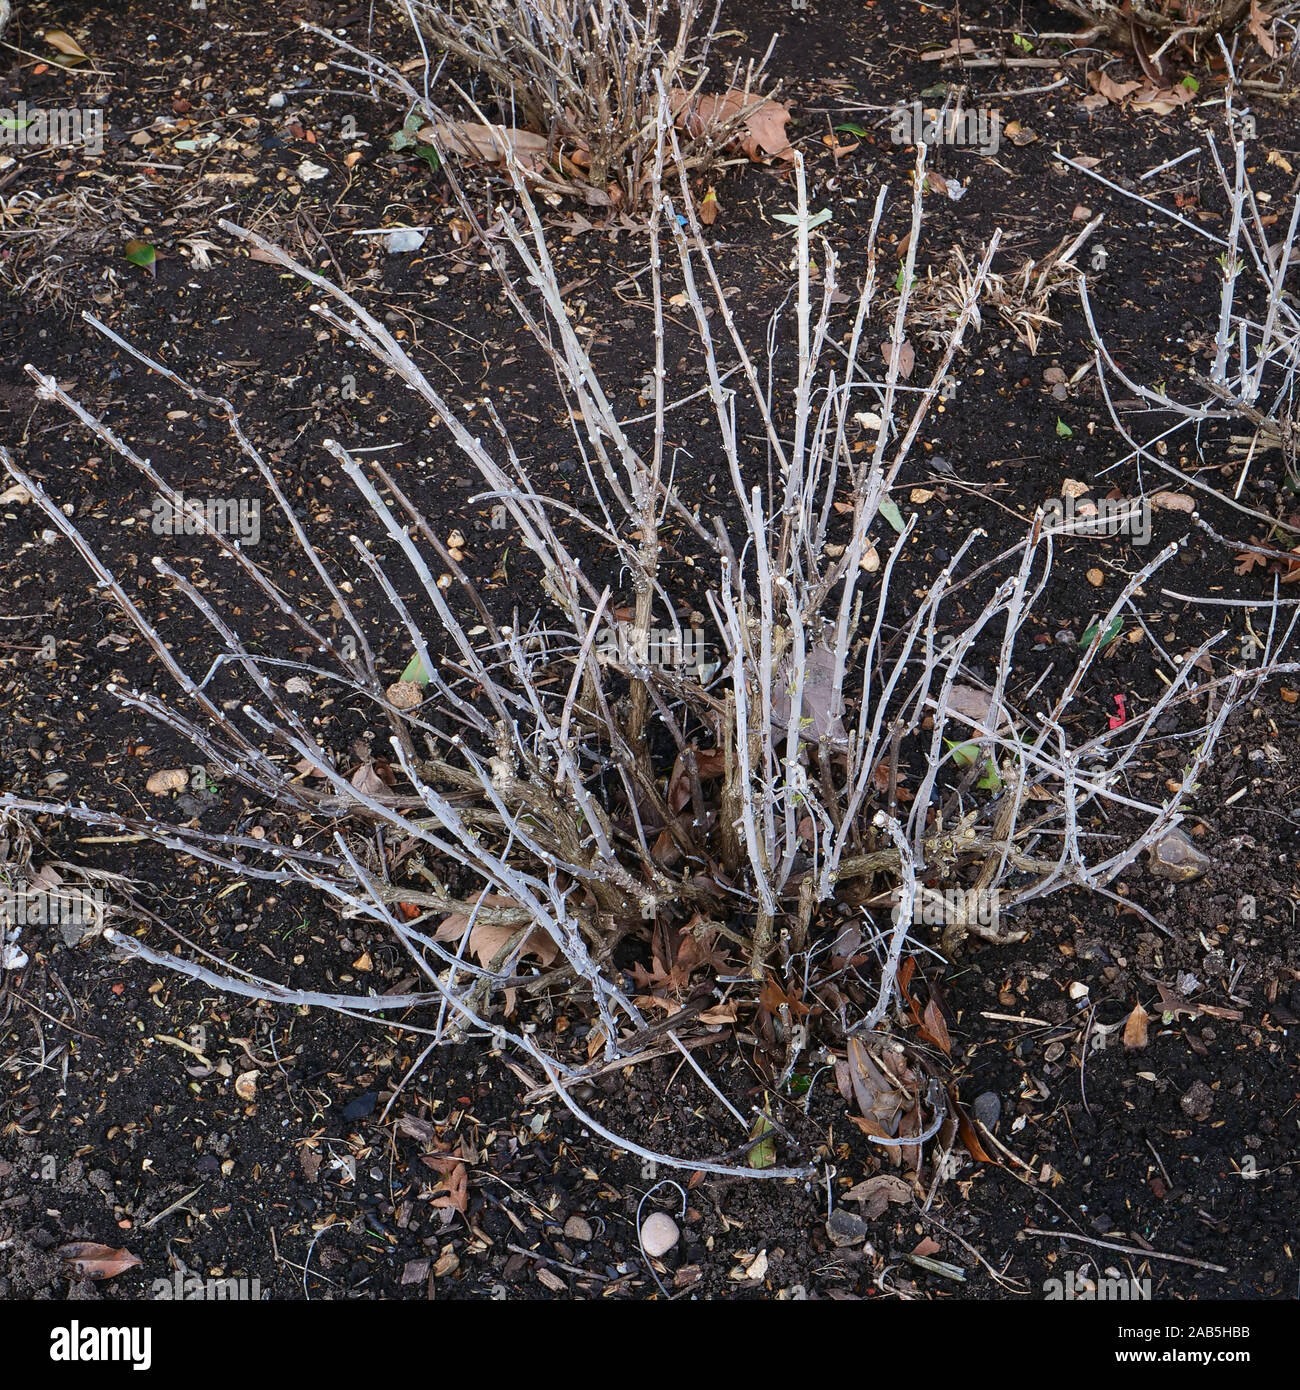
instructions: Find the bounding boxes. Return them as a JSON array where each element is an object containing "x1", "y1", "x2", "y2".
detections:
[
  {"x1": 772, "y1": 207, "x2": 832, "y2": 228},
  {"x1": 945, "y1": 740, "x2": 1001, "y2": 789},
  {"x1": 1081, "y1": 614, "x2": 1123, "y2": 651},
  {"x1": 977, "y1": 759, "x2": 1002, "y2": 791},
  {"x1": 1055, "y1": 417, "x2": 1073, "y2": 438},
  {"x1": 946, "y1": 738, "x2": 979, "y2": 768},
  {"x1": 748, "y1": 1102, "x2": 776, "y2": 1170},
  {"x1": 1181, "y1": 74, "x2": 1199, "y2": 93},
  {"x1": 413, "y1": 143, "x2": 441, "y2": 173},
  {"x1": 834, "y1": 123, "x2": 869, "y2": 137},
  {"x1": 390, "y1": 115, "x2": 423, "y2": 153},
  {"x1": 789, "y1": 1073, "x2": 812, "y2": 1096},
  {"x1": 123, "y1": 239, "x2": 157, "y2": 274},
  {"x1": 0, "y1": 116, "x2": 33, "y2": 131},
  {"x1": 1012, "y1": 33, "x2": 1035, "y2": 51},
  {"x1": 879, "y1": 499, "x2": 905, "y2": 533},
  {"x1": 400, "y1": 653, "x2": 432, "y2": 685}
]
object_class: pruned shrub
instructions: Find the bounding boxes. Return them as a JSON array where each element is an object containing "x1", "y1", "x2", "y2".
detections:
[
  {"x1": 378, "y1": 0, "x2": 786, "y2": 206},
  {"x1": 3, "y1": 84, "x2": 1286, "y2": 1175}
]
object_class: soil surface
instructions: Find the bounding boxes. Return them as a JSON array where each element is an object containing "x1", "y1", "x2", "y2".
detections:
[{"x1": 0, "y1": 0, "x2": 1297, "y2": 1308}]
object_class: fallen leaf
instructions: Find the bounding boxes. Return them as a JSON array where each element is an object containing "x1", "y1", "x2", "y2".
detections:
[
  {"x1": 951, "y1": 1088, "x2": 996, "y2": 1162},
  {"x1": 881, "y1": 338, "x2": 915, "y2": 379},
  {"x1": 672, "y1": 89, "x2": 796, "y2": 164},
  {"x1": 842, "y1": 1172, "x2": 914, "y2": 1218},
  {"x1": 698, "y1": 1003, "x2": 738, "y2": 1025},
  {"x1": 845, "y1": 1037, "x2": 908, "y2": 1137},
  {"x1": 350, "y1": 762, "x2": 393, "y2": 798},
  {"x1": 749, "y1": 1104, "x2": 777, "y2": 1169},
  {"x1": 421, "y1": 120, "x2": 555, "y2": 171},
  {"x1": 434, "y1": 895, "x2": 558, "y2": 968},
  {"x1": 1089, "y1": 71, "x2": 1142, "y2": 104},
  {"x1": 56, "y1": 1243, "x2": 142, "y2": 1281},
  {"x1": 1123, "y1": 1003, "x2": 1150, "y2": 1049},
  {"x1": 921, "y1": 998, "x2": 952, "y2": 1055},
  {"x1": 425, "y1": 1156, "x2": 469, "y2": 1213},
  {"x1": 1130, "y1": 83, "x2": 1194, "y2": 116},
  {"x1": 43, "y1": 29, "x2": 88, "y2": 61},
  {"x1": 1249, "y1": 0, "x2": 1278, "y2": 57},
  {"x1": 124, "y1": 239, "x2": 157, "y2": 275},
  {"x1": 1235, "y1": 549, "x2": 1267, "y2": 576}
]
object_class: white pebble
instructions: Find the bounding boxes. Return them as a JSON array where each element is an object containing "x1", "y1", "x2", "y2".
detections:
[{"x1": 640, "y1": 1212, "x2": 679, "y2": 1258}]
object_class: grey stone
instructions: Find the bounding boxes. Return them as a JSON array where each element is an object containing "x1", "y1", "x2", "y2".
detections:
[
  {"x1": 826, "y1": 1208, "x2": 869, "y2": 1247},
  {"x1": 972, "y1": 1091, "x2": 1001, "y2": 1131}
]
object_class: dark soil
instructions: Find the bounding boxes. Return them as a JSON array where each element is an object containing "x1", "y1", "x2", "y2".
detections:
[{"x1": 0, "y1": 0, "x2": 1297, "y2": 1312}]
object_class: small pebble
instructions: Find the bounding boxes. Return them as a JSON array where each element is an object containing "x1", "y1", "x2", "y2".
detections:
[
  {"x1": 640, "y1": 1211, "x2": 679, "y2": 1258},
  {"x1": 1147, "y1": 827, "x2": 1211, "y2": 883},
  {"x1": 826, "y1": 1208, "x2": 869, "y2": 1247},
  {"x1": 386, "y1": 229, "x2": 426, "y2": 254},
  {"x1": 268, "y1": 92, "x2": 286, "y2": 109},
  {"x1": 1180, "y1": 1080, "x2": 1214, "y2": 1121},
  {"x1": 972, "y1": 1090, "x2": 1001, "y2": 1131},
  {"x1": 563, "y1": 1215, "x2": 593, "y2": 1243}
]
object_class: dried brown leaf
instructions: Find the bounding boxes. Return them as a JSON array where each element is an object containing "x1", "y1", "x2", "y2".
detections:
[
  {"x1": 1089, "y1": 71, "x2": 1142, "y2": 104},
  {"x1": 56, "y1": 1243, "x2": 142, "y2": 1281},
  {"x1": 672, "y1": 89, "x2": 795, "y2": 163},
  {"x1": 842, "y1": 1172, "x2": 914, "y2": 1218},
  {"x1": 1123, "y1": 1002, "x2": 1151, "y2": 1049},
  {"x1": 882, "y1": 338, "x2": 915, "y2": 379},
  {"x1": 433, "y1": 895, "x2": 558, "y2": 968},
  {"x1": 1250, "y1": 0, "x2": 1279, "y2": 56}
]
